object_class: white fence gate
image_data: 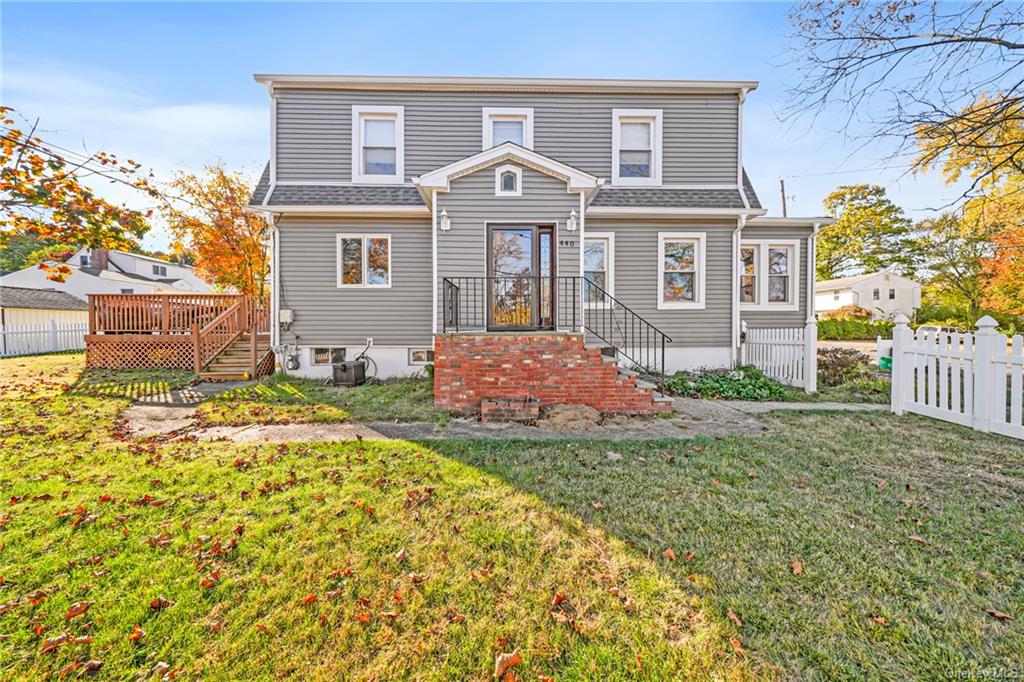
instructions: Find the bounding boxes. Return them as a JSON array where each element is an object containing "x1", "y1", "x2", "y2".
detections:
[
  {"x1": 741, "y1": 320, "x2": 817, "y2": 392},
  {"x1": 0, "y1": 321, "x2": 88, "y2": 357},
  {"x1": 891, "y1": 315, "x2": 1024, "y2": 440}
]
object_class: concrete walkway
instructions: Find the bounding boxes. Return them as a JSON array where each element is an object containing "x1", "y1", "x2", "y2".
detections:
[{"x1": 122, "y1": 392, "x2": 884, "y2": 443}]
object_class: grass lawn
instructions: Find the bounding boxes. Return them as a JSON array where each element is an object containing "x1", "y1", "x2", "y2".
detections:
[
  {"x1": 194, "y1": 372, "x2": 449, "y2": 426},
  {"x1": 1, "y1": 354, "x2": 1021, "y2": 680}
]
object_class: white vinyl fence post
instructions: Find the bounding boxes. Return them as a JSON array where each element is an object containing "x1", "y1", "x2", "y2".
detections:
[
  {"x1": 804, "y1": 317, "x2": 818, "y2": 393},
  {"x1": 972, "y1": 315, "x2": 999, "y2": 433},
  {"x1": 740, "y1": 320, "x2": 748, "y2": 365},
  {"x1": 890, "y1": 313, "x2": 912, "y2": 415},
  {"x1": 48, "y1": 319, "x2": 58, "y2": 353}
]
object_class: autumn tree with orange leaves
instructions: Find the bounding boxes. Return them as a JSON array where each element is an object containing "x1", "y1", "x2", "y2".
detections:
[
  {"x1": 0, "y1": 106, "x2": 158, "y2": 280},
  {"x1": 161, "y1": 163, "x2": 269, "y2": 297}
]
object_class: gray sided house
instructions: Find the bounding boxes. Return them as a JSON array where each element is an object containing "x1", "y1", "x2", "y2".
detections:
[{"x1": 247, "y1": 75, "x2": 830, "y2": 412}]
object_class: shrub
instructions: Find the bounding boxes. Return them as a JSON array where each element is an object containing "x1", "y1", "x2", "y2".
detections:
[
  {"x1": 817, "y1": 347, "x2": 873, "y2": 387},
  {"x1": 664, "y1": 365, "x2": 788, "y2": 401},
  {"x1": 820, "y1": 304, "x2": 872, "y2": 320},
  {"x1": 817, "y1": 318, "x2": 894, "y2": 340}
]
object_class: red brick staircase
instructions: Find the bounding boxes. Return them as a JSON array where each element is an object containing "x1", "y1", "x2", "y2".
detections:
[{"x1": 433, "y1": 333, "x2": 673, "y2": 415}]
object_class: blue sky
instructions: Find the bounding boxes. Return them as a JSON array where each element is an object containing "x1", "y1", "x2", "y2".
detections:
[{"x1": 3, "y1": 2, "x2": 963, "y2": 250}]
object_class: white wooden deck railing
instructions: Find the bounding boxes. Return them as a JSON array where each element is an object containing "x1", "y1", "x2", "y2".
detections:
[{"x1": 891, "y1": 315, "x2": 1023, "y2": 441}]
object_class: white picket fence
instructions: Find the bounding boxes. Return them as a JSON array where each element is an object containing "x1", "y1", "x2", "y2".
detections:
[
  {"x1": 741, "y1": 320, "x2": 817, "y2": 392},
  {"x1": 0, "y1": 321, "x2": 88, "y2": 357},
  {"x1": 891, "y1": 315, "x2": 1024, "y2": 440}
]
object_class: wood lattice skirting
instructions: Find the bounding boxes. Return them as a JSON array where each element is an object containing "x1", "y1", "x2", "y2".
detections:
[{"x1": 85, "y1": 335, "x2": 194, "y2": 370}]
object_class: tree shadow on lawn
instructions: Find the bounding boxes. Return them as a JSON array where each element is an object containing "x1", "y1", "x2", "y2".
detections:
[{"x1": 427, "y1": 412, "x2": 1024, "y2": 681}]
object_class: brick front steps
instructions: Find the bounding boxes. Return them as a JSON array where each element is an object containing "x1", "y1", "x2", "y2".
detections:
[{"x1": 433, "y1": 333, "x2": 672, "y2": 416}]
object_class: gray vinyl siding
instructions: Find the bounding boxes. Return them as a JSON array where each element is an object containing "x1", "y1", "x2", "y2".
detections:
[
  {"x1": 437, "y1": 164, "x2": 581, "y2": 329},
  {"x1": 275, "y1": 89, "x2": 738, "y2": 185},
  {"x1": 277, "y1": 217, "x2": 432, "y2": 346},
  {"x1": 586, "y1": 219, "x2": 735, "y2": 348},
  {"x1": 739, "y1": 227, "x2": 813, "y2": 329}
]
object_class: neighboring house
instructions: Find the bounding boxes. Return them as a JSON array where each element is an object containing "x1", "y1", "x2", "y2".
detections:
[
  {"x1": 0, "y1": 285, "x2": 88, "y2": 326},
  {"x1": 246, "y1": 74, "x2": 831, "y2": 414},
  {"x1": 815, "y1": 271, "x2": 921, "y2": 321},
  {"x1": 0, "y1": 248, "x2": 214, "y2": 300}
]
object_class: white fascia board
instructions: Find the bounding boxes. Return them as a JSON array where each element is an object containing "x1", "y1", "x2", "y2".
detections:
[
  {"x1": 587, "y1": 206, "x2": 767, "y2": 218},
  {"x1": 254, "y1": 74, "x2": 759, "y2": 95},
  {"x1": 415, "y1": 143, "x2": 598, "y2": 194},
  {"x1": 244, "y1": 205, "x2": 429, "y2": 217},
  {"x1": 746, "y1": 216, "x2": 834, "y2": 227}
]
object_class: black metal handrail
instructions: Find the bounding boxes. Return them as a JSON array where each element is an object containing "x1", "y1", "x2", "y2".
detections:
[
  {"x1": 441, "y1": 275, "x2": 673, "y2": 391},
  {"x1": 581, "y1": 279, "x2": 673, "y2": 391}
]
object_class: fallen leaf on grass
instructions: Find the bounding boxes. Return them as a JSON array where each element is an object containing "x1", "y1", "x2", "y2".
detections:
[
  {"x1": 730, "y1": 637, "x2": 746, "y2": 657},
  {"x1": 747, "y1": 471, "x2": 759, "y2": 479},
  {"x1": 663, "y1": 548, "x2": 676, "y2": 561},
  {"x1": 591, "y1": 501, "x2": 604, "y2": 510},
  {"x1": 790, "y1": 559, "x2": 803, "y2": 575},
  {"x1": 128, "y1": 624, "x2": 145, "y2": 641},
  {"x1": 494, "y1": 650, "x2": 522, "y2": 678},
  {"x1": 355, "y1": 611, "x2": 371, "y2": 624},
  {"x1": 987, "y1": 608, "x2": 1014, "y2": 621},
  {"x1": 150, "y1": 596, "x2": 174, "y2": 611},
  {"x1": 302, "y1": 593, "x2": 318, "y2": 606},
  {"x1": 78, "y1": 660, "x2": 103, "y2": 676},
  {"x1": 200, "y1": 571, "x2": 221, "y2": 590},
  {"x1": 65, "y1": 601, "x2": 92, "y2": 621},
  {"x1": 908, "y1": 535, "x2": 929, "y2": 545},
  {"x1": 395, "y1": 548, "x2": 408, "y2": 561},
  {"x1": 727, "y1": 608, "x2": 742, "y2": 628},
  {"x1": 56, "y1": 661, "x2": 79, "y2": 679},
  {"x1": 40, "y1": 633, "x2": 71, "y2": 654},
  {"x1": 869, "y1": 614, "x2": 887, "y2": 625},
  {"x1": 0, "y1": 599, "x2": 18, "y2": 616}
]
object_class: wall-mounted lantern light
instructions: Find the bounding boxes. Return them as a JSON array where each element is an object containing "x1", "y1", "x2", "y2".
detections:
[
  {"x1": 566, "y1": 208, "x2": 578, "y2": 232},
  {"x1": 439, "y1": 208, "x2": 451, "y2": 232}
]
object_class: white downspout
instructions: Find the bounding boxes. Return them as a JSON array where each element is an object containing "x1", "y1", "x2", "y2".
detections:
[
  {"x1": 431, "y1": 190, "x2": 438, "y2": 338},
  {"x1": 731, "y1": 214, "x2": 748, "y2": 364}
]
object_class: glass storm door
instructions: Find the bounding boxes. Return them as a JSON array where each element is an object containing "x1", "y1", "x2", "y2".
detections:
[{"x1": 487, "y1": 226, "x2": 555, "y2": 330}]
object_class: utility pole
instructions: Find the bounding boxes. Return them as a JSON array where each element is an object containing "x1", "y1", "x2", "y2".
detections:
[{"x1": 779, "y1": 179, "x2": 788, "y2": 217}]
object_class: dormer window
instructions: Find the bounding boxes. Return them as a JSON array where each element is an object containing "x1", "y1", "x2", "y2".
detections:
[
  {"x1": 482, "y1": 108, "x2": 534, "y2": 149},
  {"x1": 494, "y1": 165, "x2": 522, "y2": 196},
  {"x1": 352, "y1": 105, "x2": 405, "y2": 184},
  {"x1": 80, "y1": 255, "x2": 90, "y2": 267},
  {"x1": 612, "y1": 109, "x2": 662, "y2": 186},
  {"x1": 152, "y1": 264, "x2": 167, "y2": 277}
]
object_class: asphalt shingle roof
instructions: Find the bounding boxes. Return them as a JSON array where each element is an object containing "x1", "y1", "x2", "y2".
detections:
[
  {"x1": 247, "y1": 158, "x2": 765, "y2": 211},
  {"x1": 0, "y1": 286, "x2": 88, "y2": 311}
]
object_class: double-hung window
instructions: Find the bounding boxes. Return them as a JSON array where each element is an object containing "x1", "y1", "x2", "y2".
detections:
[
  {"x1": 482, "y1": 108, "x2": 533, "y2": 149},
  {"x1": 738, "y1": 240, "x2": 799, "y2": 310},
  {"x1": 612, "y1": 109, "x2": 662, "y2": 185},
  {"x1": 583, "y1": 233, "x2": 614, "y2": 304},
  {"x1": 337, "y1": 234, "x2": 391, "y2": 288},
  {"x1": 352, "y1": 106, "x2": 404, "y2": 183},
  {"x1": 658, "y1": 232, "x2": 705, "y2": 309},
  {"x1": 152, "y1": 264, "x2": 167, "y2": 277}
]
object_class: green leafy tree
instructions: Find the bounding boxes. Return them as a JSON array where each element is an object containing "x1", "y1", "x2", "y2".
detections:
[
  {"x1": 915, "y1": 213, "x2": 992, "y2": 324},
  {"x1": 0, "y1": 232, "x2": 55, "y2": 273},
  {"x1": 818, "y1": 185, "x2": 917, "y2": 280}
]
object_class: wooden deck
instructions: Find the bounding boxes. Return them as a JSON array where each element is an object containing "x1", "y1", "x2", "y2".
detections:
[{"x1": 85, "y1": 294, "x2": 273, "y2": 379}]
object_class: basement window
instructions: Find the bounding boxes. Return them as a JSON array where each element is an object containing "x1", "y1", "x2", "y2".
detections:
[{"x1": 312, "y1": 348, "x2": 345, "y2": 365}]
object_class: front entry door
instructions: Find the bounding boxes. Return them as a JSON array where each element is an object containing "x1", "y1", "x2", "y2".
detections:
[{"x1": 487, "y1": 225, "x2": 555, "y2": 330}]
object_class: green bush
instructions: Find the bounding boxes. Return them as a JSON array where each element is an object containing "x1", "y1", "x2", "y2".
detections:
[
  {"x1": 664, "y1": 365, "x2": 788, "y2": 401},
  {"x1": 817, "y1": 318, "x2": 894, "y2": 340}
]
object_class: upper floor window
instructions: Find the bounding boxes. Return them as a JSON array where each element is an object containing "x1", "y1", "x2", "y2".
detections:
[
  {"x1": 80, "y1": 255, "x2": 90, "y2": 266},
  {"x1": 494, "y1": 164, "x2": 522, "y2": 196},
  {"x1": 658, "y1": 232, "x2": 705, "y2": 309},
  {"x1": 612, "y1": 109, "x2": 662, "y2": 186},
  {"x1": 352, "y1": 106, "x2": 405, "y2": 184},
  {"x1": 337, "y1": 234, "x2": 391, "y2": 288},
  {"x1": 482, "y1": 108, "x2": 534, "y2": 149},
  {"x1": 873, "y1": 288, "x2": 880, "y2": 300},
  {"x1": 889, "y1": 288, "x2": 896, "y2": 300},
  {"x1": 152, "y1": 264, "x2": 167, "y2": 277},
  {"x1": 739, "y1": 240, "x2": 799, "y2": 310}
]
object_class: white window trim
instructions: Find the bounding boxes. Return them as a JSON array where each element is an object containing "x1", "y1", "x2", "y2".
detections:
[
  {"x1": 612, "y1": 108, "x2": 663, "y2": 186},
  {"x1": 351, "y1": 105, "x2": 405, "y2": 184},
  {"x1": 738, "y1": 239, "x2": 800, "y2": 311},
  {"x1": 657, "y1": 232, "x2": 706, "y2": 310},
  {"x1": 336, "y1": 234, "x2": 393, "y2": 289},
  {"x1": 408, "y1": 348, "x2": 434, "y2": 365},
  {"x1": 494, "y1": 164, "x2": 522, "y2": 196},
  {"x1": 583, "y1": 232, "x2": 615, "y2": 307},
  {"x1": 482, "y1": 107, "x2": 534, "y2": 150}
]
